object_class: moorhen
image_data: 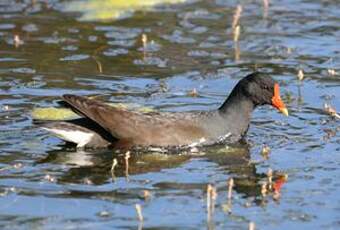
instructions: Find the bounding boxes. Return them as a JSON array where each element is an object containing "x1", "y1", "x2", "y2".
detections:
[{"x1": 41, "y1": 72, "x2": 288, "y2": 149}]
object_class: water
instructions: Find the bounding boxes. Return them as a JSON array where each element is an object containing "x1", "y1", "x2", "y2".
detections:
[{"x1": 0, "y1": 0, "x2": 339, "y2": 229}]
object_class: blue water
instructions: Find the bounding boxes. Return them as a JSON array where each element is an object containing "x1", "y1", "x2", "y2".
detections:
[{"x1": 0, "y1": 0, "x2": 339, "y2": 229}]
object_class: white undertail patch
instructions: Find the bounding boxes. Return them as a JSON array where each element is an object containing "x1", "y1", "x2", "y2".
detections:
[{"x1": 42, "y1": 127, "x2": 94, "y2": 148}]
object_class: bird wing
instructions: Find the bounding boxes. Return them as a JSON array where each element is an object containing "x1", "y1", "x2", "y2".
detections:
[{"x1": 62, "y1": 95, "x2": 206, "y2": 146}]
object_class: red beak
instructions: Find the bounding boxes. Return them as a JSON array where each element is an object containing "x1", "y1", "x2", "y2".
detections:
[{"x1": 271, "y1": 83, "x2": 289, "y2": 116}]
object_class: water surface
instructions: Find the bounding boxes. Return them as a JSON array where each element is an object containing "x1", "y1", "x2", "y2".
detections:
[{"x1": 0, "y1": 0, "x2": 339, "y2": 229}]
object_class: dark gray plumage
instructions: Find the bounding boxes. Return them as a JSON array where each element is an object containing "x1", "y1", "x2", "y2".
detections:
[{"x1": 41, "y1": 72, "x2": 288, "y2": 149}]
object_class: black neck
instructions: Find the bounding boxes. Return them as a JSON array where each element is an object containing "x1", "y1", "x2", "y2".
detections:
[{"x1": 218, "y1": 87, "x2": 255, "y2": 137}]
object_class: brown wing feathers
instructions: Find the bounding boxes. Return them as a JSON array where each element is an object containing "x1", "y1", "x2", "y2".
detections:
[
  {"x1": 63, "y1": 94, "x2": 137, "y2": 139},
  {"x1": 62, "y1": 94, "x2": 207, "y2": 146}
]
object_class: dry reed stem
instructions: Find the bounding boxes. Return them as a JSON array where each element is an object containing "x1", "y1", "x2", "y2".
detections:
[
  {"x1": 232, "y1": 5, "x2": 242, "y2": 30},
  {"x1": 211, "y1": 186, "x2": 217, "y2": 213},
  {"x1": 267, "y1": 168, "x2": 273, "y2": 190},
  {"x1": 234, "y1": 42, "x2": 240, "y2": 61},
  {"x1": 261, "y1": 182, "x2": 267, "y2": 197},
  {"x1": 233, "y1": 25, "x2": 240, "y2": 42},
  {"x1": 14, "y1": 35, "x2": 23, "y2": 48},
  {"x1": 188, "y1": 88, "x2": 198, "y2": 97},
  {"x1": 111, "y1": 158, "x2": 118, "y2": 179},
  {"x1": 207, "y1": 184, "x2": 212, "y2": 213},
  {"x1": 92, "y1": 56, "x2": 103, "y2": 73},
  {"x1": 207, "y1": 184, "x2": 217, "y2": 221},
  {"x1": 142, "y1": 34, "x2": 148, "y2": 58},
  {"x1": 125, "y1": 151, "x2": 130, "y2": 180},
  {"x1": 273, "y1": 190, "x2": 281, "y2": 201},
  {"x1": 297, "y1": 69, "x2": 304, "y2": 81},
  {"x1": 223, "y1": 199, "x2": 232, "y2": 214},
  {"x1": 222, "y1": 179, "x2": 234, "y2": 213},
  {"x1": 261, "y1": 145, "x2": 271, "y2": 159},
  {"x1": 263, "y1": 0, "x2": 269, "y2": 19},
  {"x1": 324, "y1": 103, "x2": 340, "y2": 119},
  {"x1": 142, "y1": 190, "x2": 151, "y2": 200},
  {"x1": 92, "y1": 45, "x2": 107, "y2": 73},
  {"x1": 135, "y1": 204, "x2": 144, "y2": 222},
  {"x1": 228, "y1": 178, "x2": 234, "y2": 200},
  {"x1": 249, "y1": 221, "x2": 256, "y2": 230},
  {"x1": 142, "y1": 34, "x2": 147, "y2": 48}
]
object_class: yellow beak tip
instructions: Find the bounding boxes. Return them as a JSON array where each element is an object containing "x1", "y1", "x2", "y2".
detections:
[{"x1": 280, "y1": 108, "x2": 289, "y2": 116}]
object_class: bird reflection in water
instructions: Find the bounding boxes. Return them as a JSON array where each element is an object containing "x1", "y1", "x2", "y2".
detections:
[{"x1": 37, "y1": 142, "x2": 287, "y2": 205}]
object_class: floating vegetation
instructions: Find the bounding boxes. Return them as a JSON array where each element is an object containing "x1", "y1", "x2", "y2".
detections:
[
  {"x1": 32, "y1": 103, "x2": 155, "y2": 121},
  {"x1": 63, "y1": 0, "x2": 188, "y2": 21},
  {"x1": 32, "y1": 108, "x2": 79, "y2": 121}
]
